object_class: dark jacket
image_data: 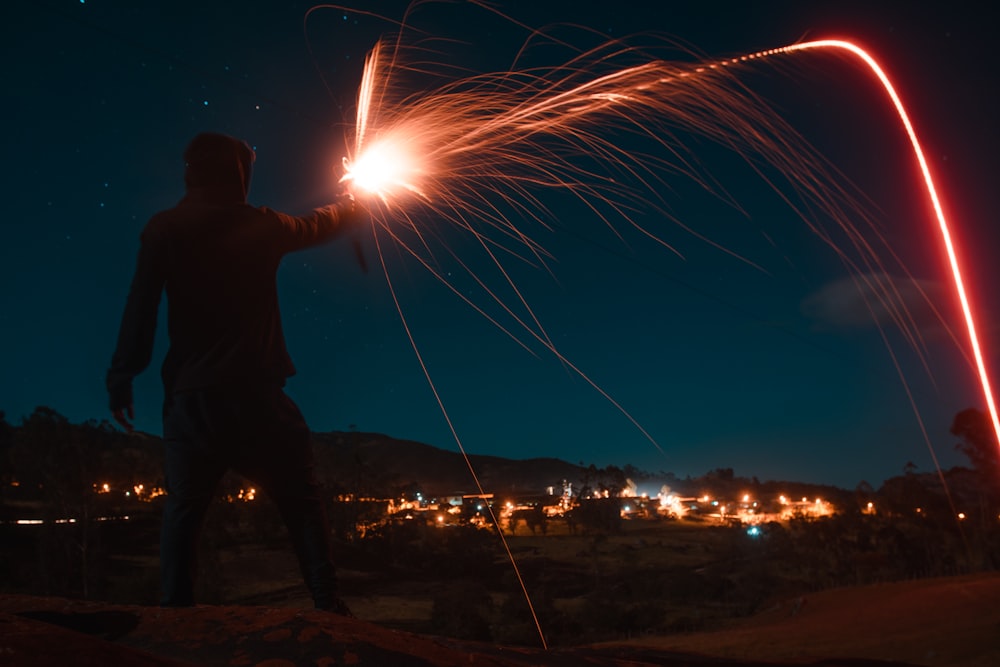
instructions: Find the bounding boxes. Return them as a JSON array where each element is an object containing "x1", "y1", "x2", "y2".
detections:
[{"x1": 107, "y1": 133, "x2": 354, "y2": 411}]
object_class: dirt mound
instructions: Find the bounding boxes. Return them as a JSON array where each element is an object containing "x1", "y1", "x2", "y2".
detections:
[{"x1": 606, "y1": 572, "x2": 1000, "y2": 667}]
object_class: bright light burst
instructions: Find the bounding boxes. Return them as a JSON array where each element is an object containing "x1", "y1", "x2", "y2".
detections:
[{"x1": 341, "y1": 139, "x2": 425, "y2": 203}]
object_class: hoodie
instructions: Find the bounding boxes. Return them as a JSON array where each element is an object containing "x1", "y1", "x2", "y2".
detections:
[{"x1": 107, "y1": 132, "x2": 355, "y2": 411}]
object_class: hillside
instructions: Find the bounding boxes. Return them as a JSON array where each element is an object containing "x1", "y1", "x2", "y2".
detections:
[{"x1": 311, "y1": 430, "x2": 590, "y2": 497}]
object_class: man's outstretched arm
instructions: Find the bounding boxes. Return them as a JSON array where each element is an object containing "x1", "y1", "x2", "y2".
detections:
[{"x1": 270, "y1": 194, "x2": 365, "y2": 252}]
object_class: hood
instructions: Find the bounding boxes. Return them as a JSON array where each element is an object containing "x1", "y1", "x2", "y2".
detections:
[{"x1": 183, "y1": 132, "x2": 256, "y2": 203}]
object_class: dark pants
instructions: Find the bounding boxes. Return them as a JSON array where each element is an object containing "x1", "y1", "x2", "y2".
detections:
[{"x1": 160, "y1": 383, "x2": 337, "y2": 608}]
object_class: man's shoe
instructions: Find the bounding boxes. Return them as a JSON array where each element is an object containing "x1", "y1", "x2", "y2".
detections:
[{"x1": 320, "y1": 597, "x2": 355, "y2": 618}]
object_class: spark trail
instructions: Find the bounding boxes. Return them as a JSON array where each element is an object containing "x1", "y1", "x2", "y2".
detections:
[
  {"x1": 328, "y1": 7, "x2": 999, "y2": 649},
  {"x1": 339, "y1": 26, "x2": 998, "y2": 451}
]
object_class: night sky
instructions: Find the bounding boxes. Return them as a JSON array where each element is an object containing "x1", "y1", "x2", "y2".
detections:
[{"x1": 4, "y1": 1, "x2": 998, "y2": 489}]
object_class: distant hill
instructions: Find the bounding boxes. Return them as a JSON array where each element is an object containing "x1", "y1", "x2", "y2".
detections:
[
  {"x1": 308, "y1": 432, "x2": 868, "y2": 504},
  {"x1": 7, "y1": 408, "x2": 922, "y2": 504},
  {"x1": 311, "y1": 431, "x2": 587, "y2": 498}
]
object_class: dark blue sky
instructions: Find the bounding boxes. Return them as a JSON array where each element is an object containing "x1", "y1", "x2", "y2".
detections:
[{"x1": 3, "y1": 1, "x2": 998, "y2": 488}]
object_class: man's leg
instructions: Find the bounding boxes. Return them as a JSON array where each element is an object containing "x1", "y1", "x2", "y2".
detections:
[
  {"x1": 236, "y1": 387, "x2": 342, "y2": 611},
  {"x1": 161, "y1": 392, "x2": 226, "y2": 607},
  {"x1": 269, "y1": 465, "x2": 340, "y2": 610}
]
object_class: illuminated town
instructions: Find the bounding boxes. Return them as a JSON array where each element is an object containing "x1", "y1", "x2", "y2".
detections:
[{"x1": 10, "y1": 474, "x2": 990, "y2": 539}]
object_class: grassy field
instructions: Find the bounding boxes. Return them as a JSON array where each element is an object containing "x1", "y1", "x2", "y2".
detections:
[{"x1": 210, "y1": 516, "x2": 846, "y2": 644}]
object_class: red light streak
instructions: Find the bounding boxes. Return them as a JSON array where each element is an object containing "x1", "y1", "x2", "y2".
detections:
[{"x1": 769, "y1": 40, "x2": 1000, "y2": 465}]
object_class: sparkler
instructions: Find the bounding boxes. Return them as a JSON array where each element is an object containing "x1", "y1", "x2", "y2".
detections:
[{"x1": 323, "y1": 2, "x2": 999, "y2": 649}]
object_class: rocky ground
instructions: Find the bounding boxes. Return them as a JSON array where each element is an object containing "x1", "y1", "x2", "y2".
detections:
[
  {"x1": 0, "y1": 573, "x2": 1000, "y2": 667},
  {"x1": 2, "y1": 571, "x2": 998, "y2": 666}
]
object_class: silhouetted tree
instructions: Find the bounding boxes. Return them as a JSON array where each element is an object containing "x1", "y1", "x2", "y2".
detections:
[
  {"x1": 597, "y1": 465, "x2": 627, "y2": 497},
  {"x1": 577, "y1": 464, "x2": 599, "y2": 499},
  {"x1": 622, "y1": 463, "x2": 645, "y2": 482},
  {"x1": 878, "y1": 473, "x2": 947, "y2": 521},
  {"x1": 951, "y1": 407, "x2": 1000, "y2": 542},
  {"x1": 952, "y1": 408, "x2": 999, "y2": 486},
  {"x1": 9, "y1": 407, "x2": 106, "y2": 597}
]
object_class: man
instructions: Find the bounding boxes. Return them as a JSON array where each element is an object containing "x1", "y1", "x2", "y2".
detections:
[{"x1": 107, "y1": 132, "x2": 362, "y2": 612}]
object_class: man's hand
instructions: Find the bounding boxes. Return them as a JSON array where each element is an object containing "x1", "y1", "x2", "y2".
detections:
[
  {"x1": 336, "y1": 193, "x2": 368, "y2": 224},
  {"x1": 112, "y1": 405, "x2": 135, "y2": 433}
]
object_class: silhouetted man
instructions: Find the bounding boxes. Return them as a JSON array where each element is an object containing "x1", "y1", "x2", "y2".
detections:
[{"x1": 107, "y1": 132, "x2": 362, "y2": 613}]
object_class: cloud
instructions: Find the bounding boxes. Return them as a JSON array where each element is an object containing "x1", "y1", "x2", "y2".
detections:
[{"x1": 801, "y1": 272, "x2": 948, "y2": 335}]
